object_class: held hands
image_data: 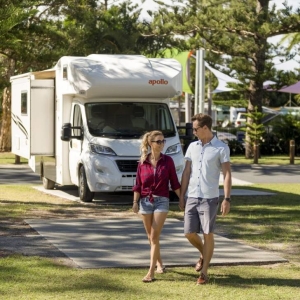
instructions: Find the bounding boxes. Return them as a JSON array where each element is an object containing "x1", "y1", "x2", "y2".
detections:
[
  {"x1": 220, "y1": 199, "x2": 230, "y2": 216},
  {"x1": 178, "y1": 197, "x2": 185, "y2": 211},
  {"x1": 132, "y1": 202, "x2": 139, "y2": 214}
]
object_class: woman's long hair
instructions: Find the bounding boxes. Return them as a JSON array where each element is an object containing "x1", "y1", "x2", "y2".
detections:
[{"x1": 140, "y1": 130, "x2": 163, "y2": 163}]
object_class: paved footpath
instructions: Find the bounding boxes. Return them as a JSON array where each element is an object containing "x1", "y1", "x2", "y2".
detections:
[
  {"x1": 2, "y1": 163, "x2": 294, "y2": 269},
  {"x1": 26, "y1": 218, "x2": 287, "y2": 269}
]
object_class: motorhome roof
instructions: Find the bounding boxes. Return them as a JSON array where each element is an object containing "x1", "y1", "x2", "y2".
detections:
[
  {"x1": 56, "y1": 55, "x2": 182, "y2": 99},
  {"x1": 10, "y1": 69, "x2": 55, "y2": 81}
]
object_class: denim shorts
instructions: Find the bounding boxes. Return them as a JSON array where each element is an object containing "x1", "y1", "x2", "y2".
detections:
[
  {"x1": 139, "y1": 196, "x2": 169, "y2": 214},
  {"x1": 184, "y1": 197, "x2": 219, "y2": 234}
]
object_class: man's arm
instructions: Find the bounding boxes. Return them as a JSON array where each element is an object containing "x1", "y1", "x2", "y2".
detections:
[
  {"x1": 179, "y1": 160, "x2": 192, "y2": 210},
  {"x1": 220, "y1": 161, "x2": 232, "y2": 216}
]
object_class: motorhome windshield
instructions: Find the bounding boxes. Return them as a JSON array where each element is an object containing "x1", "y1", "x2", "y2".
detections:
[{"x1": 86, "y1": 102, "x2": 176, "y2": 138}]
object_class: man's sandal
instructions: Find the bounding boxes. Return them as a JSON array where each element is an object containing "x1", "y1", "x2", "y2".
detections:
[
  {"x1": 195, "y1": 257, "x2": 203, "y2": 272},
  {"x1": 196, "y1": 272, "x2": 209, "y2": 285}
]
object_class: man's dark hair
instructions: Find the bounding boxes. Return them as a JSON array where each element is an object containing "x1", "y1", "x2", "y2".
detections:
[{"x1": 191, "y1": 113, "x2": 213, "y2": 130}]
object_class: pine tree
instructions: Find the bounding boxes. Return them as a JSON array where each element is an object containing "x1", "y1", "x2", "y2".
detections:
[
  {"x1": 140, "y1": 0, "x2": 300, "y2": 157},
  {"x1": 243, "y1": 108, "x2": 266, "y2": 163}
]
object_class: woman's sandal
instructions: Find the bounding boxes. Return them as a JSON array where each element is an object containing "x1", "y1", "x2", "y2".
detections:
[
  {"x1": 155, "y1": 266, "x2": 166, "y2": 274},
  {"x1": 142, "y1": 275, "x2": 154, "y2": 283}
]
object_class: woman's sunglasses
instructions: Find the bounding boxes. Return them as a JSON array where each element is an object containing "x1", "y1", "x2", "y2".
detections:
[{"x1": 151, "y1": 139, "x2": 166, "y2": 145}]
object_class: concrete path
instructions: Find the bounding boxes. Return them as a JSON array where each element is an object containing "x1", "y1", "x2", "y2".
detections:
[{"x1": 26, "y1": 218, "x2": 287, "y2": 269}]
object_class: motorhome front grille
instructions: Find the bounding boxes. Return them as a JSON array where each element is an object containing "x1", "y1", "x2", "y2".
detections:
[
  {"x1": 116, "y1": 160, "x2": 139, "y2": 172},
  {"x1": 118, "y1": 186, "x2": 133, "y2": 191}
]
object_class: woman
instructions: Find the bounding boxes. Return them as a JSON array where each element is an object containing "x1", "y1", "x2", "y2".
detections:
[{"x1": 132, "y1": 130, "x2": 181, "y2": 282}]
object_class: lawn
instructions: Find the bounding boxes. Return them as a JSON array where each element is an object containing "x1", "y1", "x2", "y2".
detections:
[
  {"x1": 0, "y1": 152, "x2": 300, "y2": 299},
  {"x1": 1, "y1": 152, "x2": 300, "y2": 165},
  {"x1": 0, "y1": 183, "x2": 300, "y2": 299}
]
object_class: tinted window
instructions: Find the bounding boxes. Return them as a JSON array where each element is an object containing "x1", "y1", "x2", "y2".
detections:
[
  {"x1": 86, "y1": 102, "x2": 176, "y2": 138},
  {"x1": 73, "y1": 105, "x2": 83, "y2": 136}
]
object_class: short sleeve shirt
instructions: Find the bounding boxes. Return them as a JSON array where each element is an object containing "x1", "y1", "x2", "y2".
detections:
[
  {"x1": 132, "y1": 154, "x2": 181, "y2": 200},
  {"x1": 185, "y1": 136, "x2": 230, "y2": 198}
]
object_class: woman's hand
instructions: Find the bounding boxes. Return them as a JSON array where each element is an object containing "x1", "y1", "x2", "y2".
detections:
[{"x1": 132, "y1": 202, "x2": 139, "y2": 213}]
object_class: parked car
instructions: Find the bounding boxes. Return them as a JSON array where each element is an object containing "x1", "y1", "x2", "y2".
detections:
[
  {"x1": 215, "y1": 131, "x2": 237, "y2": 143},
  {"x1": 235, "y1": 112, "x2": 247, "y2": 127}
]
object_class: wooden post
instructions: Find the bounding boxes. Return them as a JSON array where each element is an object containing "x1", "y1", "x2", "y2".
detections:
[{"x1": 290, "y1": 140, "x2": 295, "y2": 165}]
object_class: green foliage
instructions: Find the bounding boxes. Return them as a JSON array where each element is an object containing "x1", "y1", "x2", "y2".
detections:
[
  {"x1": 141, "y1": 1, "x2": 300, "y2": 111},
  {"x1": 243, "y1": 108, "x2": 266, "y2": 144},
  {"x1": 270, "y1": 113, "x2": 300, "y2": 153}
]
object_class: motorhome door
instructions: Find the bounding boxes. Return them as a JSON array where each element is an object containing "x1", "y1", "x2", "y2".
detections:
[{"x1": 69, "y1": 103, "x2": 83, "y2": 185}]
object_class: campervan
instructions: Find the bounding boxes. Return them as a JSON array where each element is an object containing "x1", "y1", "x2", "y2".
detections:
[{"x1": 11, "y1": 55, "x2": 185, "y2": 202}]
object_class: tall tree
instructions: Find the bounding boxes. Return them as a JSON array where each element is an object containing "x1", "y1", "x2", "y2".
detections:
[
  {"x1": 0, "y1": 0, "x2": 69, "y2": 151},
  {"x1": 61, "y1": 0, "x2": 170, "y2": 56},
  {"x1": 139, "y1": 0, "x2": 300, "y2": 157},
  {"x1": 0, "y1": 0, "x2": 172, "y2": 151},
  {"x1": 0, "y1": 1, "x2": 37, "y2": 151}
]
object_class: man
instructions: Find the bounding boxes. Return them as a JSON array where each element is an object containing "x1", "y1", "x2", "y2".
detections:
[{"x1": 179, "y1": 113, "x2": 231, "y2": 285}]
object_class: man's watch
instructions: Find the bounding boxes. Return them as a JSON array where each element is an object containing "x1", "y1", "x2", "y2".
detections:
[{"x1": 224, "y1": 197, "x2": 231, "y2": 203}]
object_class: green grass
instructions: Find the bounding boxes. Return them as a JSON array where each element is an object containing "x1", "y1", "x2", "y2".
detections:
[
  {"x1": 0, "y1": 184, "x2": 300, "y2": 299},
  {"x1": 1, "y1": 152, "x2": 300, "y2": 298},
  {"x1": 230, "y1": 155, "x2": 300, "y2": 165},
  {"x1": 0, "y1": 152, "x2": 28, "y2": 164},
  {"x1": 0, "y1": 256, "x2": 299, "y2": 300},
  {"x1": 1, "y1": 152, "x2": 299, "y2": 165}
]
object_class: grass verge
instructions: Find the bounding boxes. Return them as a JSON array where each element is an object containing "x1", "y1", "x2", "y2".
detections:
[
  {"x1": 1, "y1": 152, "x2": 299, "y2": 165},
  {"x1": 0, "y1": 183, "x2": 300, "y2": 299}
]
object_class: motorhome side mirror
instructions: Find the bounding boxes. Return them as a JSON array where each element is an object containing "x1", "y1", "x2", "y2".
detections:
[{"x1": 61, "y1": 123, "x2": 72, "y2": 141}]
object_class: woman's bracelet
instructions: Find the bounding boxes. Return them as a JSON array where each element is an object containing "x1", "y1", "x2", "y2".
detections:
[{"x1": 133, "y1": 201, "x2": 139, "y2": 204}]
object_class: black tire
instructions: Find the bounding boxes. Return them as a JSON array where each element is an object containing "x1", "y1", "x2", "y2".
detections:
[
  {"x1": 78, "y1": 165, "x2": 94, "y2": 202},
  {"x1": 42, "y1": 177, "x2": 55, "y2": 189}
]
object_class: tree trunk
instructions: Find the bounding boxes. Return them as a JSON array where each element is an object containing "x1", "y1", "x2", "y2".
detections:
[
  {"x1": 253, "y1": 140, "x2": 259, "y2": 164},
  {"x1": 0, "y1": 87, "x2": 11, "y2": 152}
]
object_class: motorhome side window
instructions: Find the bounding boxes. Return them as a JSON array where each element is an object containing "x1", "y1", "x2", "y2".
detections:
[
  {"x1": 21, "y1": 92, "x2": 28, "y2": 115},
  {"x1": 85, "y1": 102, "x2": 176, "y2": 138},
  {"x1": 63, "y1": 65, "x2": 68, "y2": 80},
  {"x1": 73, "y1": 105, "x2": 82, "y2": 136}
]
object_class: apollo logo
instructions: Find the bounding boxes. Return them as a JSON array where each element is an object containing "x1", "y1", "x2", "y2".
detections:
[{"x1": 149, "y1": 79, "x2": 168, "y2": 85}]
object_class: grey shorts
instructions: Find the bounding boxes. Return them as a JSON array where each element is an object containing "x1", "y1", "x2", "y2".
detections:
[
  {"x1": 184, "y1": 197, "x2": 219, "y2": 234},
  {"x1": 139, "y1": 196, "x2": 169, "y2": 214}
]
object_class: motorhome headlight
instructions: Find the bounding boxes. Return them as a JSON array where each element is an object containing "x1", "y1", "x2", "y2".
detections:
[
  {"x1": 89, "y1": 143, "x2": 116, "y2": 156},
  {"x1": 165, "y1": 143, "x2": 182, "y2": 155}
]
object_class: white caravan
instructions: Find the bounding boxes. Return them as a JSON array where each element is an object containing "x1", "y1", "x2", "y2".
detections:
[{"x1": 11, "y1": 54, "x2": 185, "y2": 202}]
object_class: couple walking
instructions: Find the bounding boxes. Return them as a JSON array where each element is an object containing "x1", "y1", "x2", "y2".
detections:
[{"x1": 132, "y1": 113, "x2": 232, "y2": 284}]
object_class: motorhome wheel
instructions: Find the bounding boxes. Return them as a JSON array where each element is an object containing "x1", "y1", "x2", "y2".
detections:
[
  {"x1": 78, "y1": 166, "x2": 95, "y2": 202},
  {"x1": 42, "y1": 177, "x2": 55, "y2": 189}
]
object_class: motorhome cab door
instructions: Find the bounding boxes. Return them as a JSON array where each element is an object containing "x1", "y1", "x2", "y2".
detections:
[{"x1": 69, "y1": 103, "x2": 83, "y2": 185}]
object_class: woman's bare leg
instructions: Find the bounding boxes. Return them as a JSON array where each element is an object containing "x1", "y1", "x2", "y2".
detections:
[
  {"x1": 142, "y1": 212, "x2": 168, "y2": 279},
  {"x1": 141, "y1": 213, "x2": 163, "y2": 269}
]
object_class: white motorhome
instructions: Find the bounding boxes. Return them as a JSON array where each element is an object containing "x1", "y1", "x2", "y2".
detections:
[{"x1": 11, "y1": 54, "x2": 185, "y2": 202}]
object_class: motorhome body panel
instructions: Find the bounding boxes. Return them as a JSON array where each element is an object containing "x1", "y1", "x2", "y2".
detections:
[
  {"x1": 11, "y1": 77, "x2": 55, "y2": 159},
  {"x1": 11, "y1": 54, "x2": 184, "y2": 200},
  {"x1": 67, "y1": 99, "x2": 184, "y2": 192}
]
